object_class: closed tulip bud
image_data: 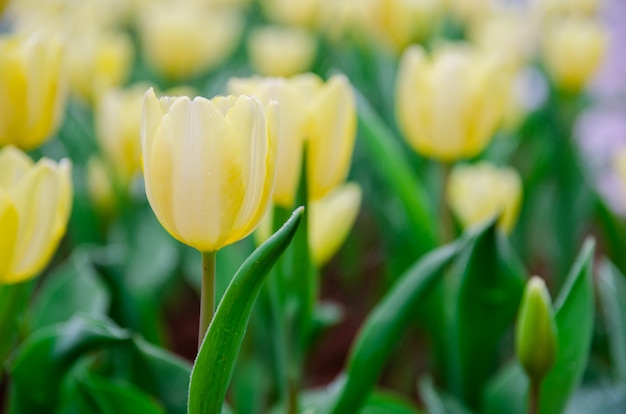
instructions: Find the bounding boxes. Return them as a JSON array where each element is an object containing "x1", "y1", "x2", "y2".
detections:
[
  {"x1": 0, "y1": 33, "x2": 67, "y2": 150},
  {"x1": 446, "y1": 162, "x2": 522, "y2": 234},
  {"x1": 309, "y1": 183, "x2": 362, "y2": 266},
  {"x1": 141, "y1": 88, "x2": 277, "y2": 252},
  {"x1": 66, "y1": 30, "x2": 133, "y2": 103},
  {"x1": 0, "y1": 146, "x2": 72, "y2": 284},
  {"x1": 139, "y1": 3, "x2": 243, "y2": 80},
  {"x1": 96, "y1": 84, "x2": 146, "y2": 184},
  {"x1": 396, "y1": 45, "x2": 511, "y2": 162},
  {"x1": 306, "y1": 74, "x2": 356, "y2": 201},
  {"x1": 248, "y1": 26, "x2": 317, "y2": 77},
  {"x1": 542, "y1": 18, "x2": 607, "y2": 94},
  {"x1": 516, "y1": 277, "x2": 558, "y2": 383},
  {"x1": 228, "y1": 76, "x2": 310, "y2": 207}
]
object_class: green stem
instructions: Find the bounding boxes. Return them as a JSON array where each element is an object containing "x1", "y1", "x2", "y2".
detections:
[
  {"x1": 199, "y1": 251, "x2": 217, "y2": 348},
  {"x1": 528, "y1": 380, "x2": 540, "y2": 414},
  {"x1": 439, "y1": 162, "x2": 453, "y2": 244}
]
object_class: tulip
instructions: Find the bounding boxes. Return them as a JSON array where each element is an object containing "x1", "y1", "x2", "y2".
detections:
[
  {"x1": 396, "y1": 44, "x2": 511, "y2": 162},
  {"x1": 305, "y1": 74, "x2": 356, "y2": 201},
  {"x1": 542, "y1": 17, "x2": 607, "y2": 94},
  {"x1": 138, "y1": 3, "x2": 243, "y2": 80},
  {"x1": 516, "y1": 276, "x2": 558, "y2": 382},
  {"x1": 96, "y1": 84, "x2": 146, "y2": 185},
  {"x1": 228, "y1": 73, "x2": 356, "y2": 203},
  {"x1": 0, "y1": 146, "x2": 72, "y2": 284},
  {"x1": 446, "y1": 162, "x2": 522, "y2": 234},
  {"x1": 0, "y1": 33, "x2": 67, "y2": 150},
  {"x1": 247, "y1": 26, "x2": 317, "y2": 77},
  {"x1": 141, "y1": 88, "x2": 277, "y2": 253},
  {"x1": 261, "y1": 0, "x2": 319, "y2": 27},
  {"x1": 309, "y1": 183, "x2": 362, "y2": 266},
  {"x1": 66, "y1": 30, "x2": 133, "y2": 103}
]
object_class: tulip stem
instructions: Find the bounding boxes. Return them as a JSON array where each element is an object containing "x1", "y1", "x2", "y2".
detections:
[
  {"x1": 199, "y1": 250, "x2": 217, "y2": 348},
  {"x1": 528, "y1": 380, "x2": 540, "y2": 414}
]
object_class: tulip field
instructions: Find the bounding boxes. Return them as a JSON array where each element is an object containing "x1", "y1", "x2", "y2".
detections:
[{"x1": 1, "y1": 0, "x2": 625, "y2": 413}]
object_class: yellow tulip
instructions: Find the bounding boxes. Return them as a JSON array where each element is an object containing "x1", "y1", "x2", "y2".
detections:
[
  {"x1": 228, "y1": 73, "x2": 356, "y2": 204},
  {"x1": 396, "y1": 44, "x2": 511, "y2": 162},
  {"x1": 305, "y1": 74, "x2": 356, "y2": 201},
  {"x1": 141, "y1": 88, "x2": 277, "y2": 252},
  {"x1": 96, "y1": 84, "x2": 146, "y2": 184},
  {"x1": 0, "y1": 33, "x2": 67, "y2": 150},
  {"x1": 446, "y1": 162, "x2": 522, "y2": 234},
  {"x1": 253, "y1": 183, "x2": 362, "y2": 267},
  {"x1": 261, "y1": 0, "x2": 319, "y2": 27},
  {"x1": 0, "y1": 146, "x2": 72, "y2": 284},
  {"x1": 309, "y1": 183, "x2": 362, "y2": 266},
  {"x1": 66, "y1": 30, "x2": 133, "y2": 103},
  {"x1": 138, "y1": 3, "x2": 243, "y2": 80},
  {"x1": 542, "y1": 18, "x2": 607, "y2": 94},
  {"x1": 247, "y1": 26, "x2": 317, "y2": 77}
]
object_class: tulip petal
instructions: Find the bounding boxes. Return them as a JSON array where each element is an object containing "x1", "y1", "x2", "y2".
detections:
[
  {"x1": 8, "y1": 160, "x2": 63, "y2": 282},
  {"x1": 0, "y1": 190, "x2": 18, "y2": 282},
  {"x1": 0, "y1": 145, "x2": 34, "y2": 188}
]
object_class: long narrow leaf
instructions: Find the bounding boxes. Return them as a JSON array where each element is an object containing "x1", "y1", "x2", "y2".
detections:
[
  {"x1": 188, "y1": 207, "x2": 304, "y2": 414},
  {"x1": 327, "y1": 239, "x2": 464, "y2": 414}
]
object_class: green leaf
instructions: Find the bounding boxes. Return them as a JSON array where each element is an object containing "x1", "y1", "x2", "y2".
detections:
[
  {"x1": 9, "y1": 314, "x2": 131, "y2": 412},
  {"x1": 188, "y1": 207, "x2": 304, "y2": 414},
  {"x1": 597, "y1": 259, "x2": 626, "y2": 382},
  {"x1": 28, "y1": 251, "x2": 110, "y2": 331},
  {"x1": 419, "y1": 377, "x2": 476, "y2": 414},
  {"x1": 0, "y1": 280, "x2": 32, "y2": 373},
  {"x1": 448, "y1": 223, "x2": 526, "y2": 407},
  {"x1": 327, "y1": 239, "x2": 464, "y2": 414},
  {"x1": 129, "y1": 337, "x2": 192, "y2": 414},
  {"x1": 356, "y1": 92, "x2": 436, "y2": 255},
  {"x1": 482, "y1": 238, "x2": 596, "y2": 414},
  {"x1": 75, "y1": 373, "x2": 165, "y2": 414},
  {"x1": 360, "y1": 392, "x2": 423, "y2": 414}
]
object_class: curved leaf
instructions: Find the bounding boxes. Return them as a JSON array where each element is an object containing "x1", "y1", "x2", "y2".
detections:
[
  {"x1": 188, "y1": 207, "x2": 304, "y2": 414},
  {"x1": 327, "y1": 239, "x2": 464, "y2": 414}
]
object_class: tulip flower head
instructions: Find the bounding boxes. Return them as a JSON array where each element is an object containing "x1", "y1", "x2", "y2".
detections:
[
  {"x1": 141, "y1": 88, "x2": 277, "y2": 252},
  {"x1": 0, "y1": 33, "x2": 67, "y2": 150},
  {"x1": 396, "y1": 44, "x2": 512, "y2": 162},
  {"x1": 247, "y1": 26, "x2": 317, "y2": 77},
  {"x1": 446, "y1": 162, "x2": 522, "y2": 234},
  {"x1": 0, "y1": 146, "x2": 72, "y2": 284}
]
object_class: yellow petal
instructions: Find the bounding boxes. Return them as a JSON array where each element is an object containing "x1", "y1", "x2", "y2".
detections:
[
  {"x1": 0, "y1": 145, "x2": 34, "y2": 188},
  {"x1": 309, "y1": 183, "x2": 362, "y2": 266},
  {"x1": 0, "y1": 190, "x2": 18, "y2": 283},
  {"x1": 8, "y1": 160, "x2": 65, "y2": 282},
  {"x1": 307, "y1": 74, "x2": 356, "y2": 200}
]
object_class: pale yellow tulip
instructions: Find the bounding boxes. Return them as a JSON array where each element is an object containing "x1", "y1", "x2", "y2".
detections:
[
  {"x1": 396, "y1": 44, "x2": 511, "y2": 161},
  {"x1": 141, "y1": 89, "x2": 277, "y2": 252},
  {"x1": 247, "y1": 26, "x2": 317, "y2": 77},
  {"x1": 542, "y1": 17, "x2": 607, "y2": 94},
  {"x1": 0, "y1": 33, "x2": 67, "y2": 150},
  {"x1": 446, "y1": 162, "x2": 522, "y2": 234},
  {"x1": 0, "y1": 146, "x2": 72, "y2": 284}
]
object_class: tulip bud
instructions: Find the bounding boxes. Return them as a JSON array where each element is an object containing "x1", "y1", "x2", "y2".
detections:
[
  {"x1": 0, "y1": 33, "x2": 67, "y2": 150},
  {"x1": 542, "y1": 17, "x2": 607, "y2": 94},
  {"x1": 516, "y1": 277, "x2": 558, "y2": 383},
  {"x1": 446, "y1": 162, "x2": 522, "y2": 234},
  {"x1": 141, "y1": 88, "x2": 277, "y2": 252},
  {"x1": 396, "y1": 44, "x2": 512, "y2": 162},
  {"x1": 248, "y1": 26, "x2": 317, "y2": 77},
  {"x1": 138, "y1": 3, "x2": 243, "y2": 80},
  {"x1": 0, "y1": 146, "x2": 72, "y2": 284}
]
